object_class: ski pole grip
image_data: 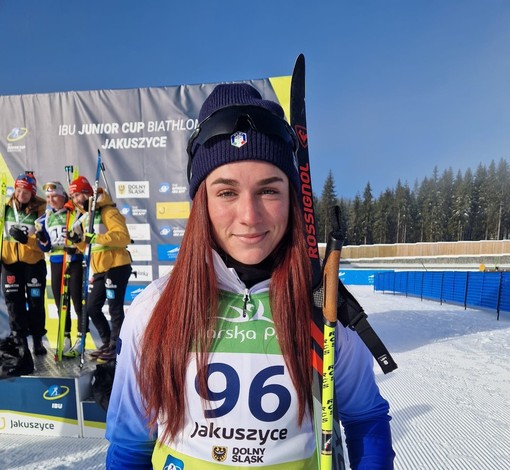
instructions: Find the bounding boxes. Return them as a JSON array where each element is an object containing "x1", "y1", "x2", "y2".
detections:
[
  {"x1": 323, "y1": 205, "x2": 344, "y2": 323},
  {"x1": 322, "y1": 249, "x2": 341, "y2": 325}
]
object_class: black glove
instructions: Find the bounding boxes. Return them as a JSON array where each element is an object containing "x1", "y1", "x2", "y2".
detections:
[
  {"x1": 67, "y1": 230, "x2": 83, "y2": 244},
  {"x1": 36, "y1": 230, "x2": 48, "y2": 244},
  {"x1": 63, "y1": 246, "x2": 77, "y2": 255},
  {"x1": 85, "y1": 233, "x2": 97, "y2": 244},
  {"x1": 9, "y1": 226, "x2": 28, "y2": 244}
]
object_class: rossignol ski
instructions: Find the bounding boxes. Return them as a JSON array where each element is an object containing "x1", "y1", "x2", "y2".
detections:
[
  {"x1": 291, "y1": 53, "x2": 398, "y2": 468},
  {"x1": 290, "y1": 53, "x2": 346, "y2": 470},
  {"x1": 79, "y1": 151, "x2": 102, "y2": 367}
]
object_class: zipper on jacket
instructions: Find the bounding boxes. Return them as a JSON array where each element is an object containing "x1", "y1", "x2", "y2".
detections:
[{"x1": 242, "y1": 289, "x2": 250, "y2": 318}]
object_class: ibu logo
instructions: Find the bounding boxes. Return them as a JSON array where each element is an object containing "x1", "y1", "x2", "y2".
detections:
[
  {"x1": 7, "y1": 127, "x2": 28, "y2": 142},
  {"x1": 43, "y1": 385, "x2": 70, "y2": 400}
]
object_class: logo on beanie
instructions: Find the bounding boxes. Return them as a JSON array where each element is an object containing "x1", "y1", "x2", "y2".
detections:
[{"x1": 230, "y1": 131, "x2": 247, "y2": 148}]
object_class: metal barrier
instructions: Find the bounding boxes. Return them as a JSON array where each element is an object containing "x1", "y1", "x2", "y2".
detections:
[{"x1": 373, "y1": 271, "x2": 510, "y2": 320}]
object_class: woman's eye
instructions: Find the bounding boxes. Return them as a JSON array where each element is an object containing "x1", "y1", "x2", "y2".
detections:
[
  {"x1": 260, "y1": 188, "x2": 278, "y2": 195},
  {"x1": 218, "y1": 190, "x2": 236, "y2": 198}
]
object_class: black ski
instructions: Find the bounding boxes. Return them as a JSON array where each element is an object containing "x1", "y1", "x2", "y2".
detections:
[
  {"x1": 290, "y1": 53, "x2": 322, "y2": 290},
  {"x1": 290, "y1": 53, "x2": 346, "y2": 470}
]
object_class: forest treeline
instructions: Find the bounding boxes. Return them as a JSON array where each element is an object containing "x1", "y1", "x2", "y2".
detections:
[{"x1": 315, "y1": 158, "x2": 510, "y2": 246}]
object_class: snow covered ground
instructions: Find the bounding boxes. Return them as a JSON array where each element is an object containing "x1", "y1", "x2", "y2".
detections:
[{"x1": 1, "y1": 285, "x2": 509, "y2": 469}]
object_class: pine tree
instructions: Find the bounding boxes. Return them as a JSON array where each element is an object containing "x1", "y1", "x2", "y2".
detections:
[
  {"x1": 327, "y1": 157, "x2": 510, "y2": 244},
  {"x1": 317, "y1": 171, "x2": 339, "y2": 243},
  {"x1": 361, "y1": 183, "x2": 374, "y2": 244},
  {"x1": 348, "y1": 195, "x2": 363, "y2": 245}
]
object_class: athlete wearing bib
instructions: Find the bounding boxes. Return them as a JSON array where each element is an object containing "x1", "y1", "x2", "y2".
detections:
[
  {"x1": 1, "y1": 172, "x2": 47, "y2": 360},
  {"x1": 37, "y1": 181, "x2": 85, "y2": 356},
  {"x1": 106, "y1": 84, "x2": 395, "y2": 469},
  {"x1": 68, "y1": 177, "x2": 132, "y2": 363}
]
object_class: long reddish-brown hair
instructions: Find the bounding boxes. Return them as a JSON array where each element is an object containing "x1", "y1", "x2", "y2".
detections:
[{"x1": 138, "y1": 181, "x2": 313, "y2": 443}]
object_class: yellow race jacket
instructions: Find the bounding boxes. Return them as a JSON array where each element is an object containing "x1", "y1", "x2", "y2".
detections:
[
  {"x1": 74, "y1": 189, "x2": 132, "y2": 274},
  {"x1": 2, "y1": 196, "x2": 46, "y2": 265}
]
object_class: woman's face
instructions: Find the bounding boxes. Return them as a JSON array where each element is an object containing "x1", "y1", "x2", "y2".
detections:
[
  {"x1": 46, "y1": 194, "x2": 66, "y2": 210},
  {"x1": 14, "y1": 187, "x2": 32, "y2": 204},
  {"x1": 70, "y1": 192, "x2": 88, "y2": 208},
  {"x1": 206, "y1": 161, "x2": 290, "y2": 265}
]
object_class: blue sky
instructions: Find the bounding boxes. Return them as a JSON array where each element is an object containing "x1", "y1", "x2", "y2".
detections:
[{"x1": 1, "y1": 0, "x2": 509, "y2": 200}]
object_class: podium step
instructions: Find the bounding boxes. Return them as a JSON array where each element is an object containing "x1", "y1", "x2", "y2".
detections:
[{"x1": 0, "y1": 349, "x2": 107, "y2": 438}]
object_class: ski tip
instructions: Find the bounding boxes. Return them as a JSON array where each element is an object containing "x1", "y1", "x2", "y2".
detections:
[
  {"x1": 294, "y1": 53, "x2": 305, "y2": 69},
  {"x1": 291, "y1": 54, "x2": 306, "y2": 89}
]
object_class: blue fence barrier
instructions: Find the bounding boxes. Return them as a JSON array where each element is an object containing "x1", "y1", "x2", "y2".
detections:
[
  {"x1": 373, "y1": 271, "x2": 510, "y2": 319},
  {"x1": 339, "y1": 269, "x2": 390, "y2": 285}
]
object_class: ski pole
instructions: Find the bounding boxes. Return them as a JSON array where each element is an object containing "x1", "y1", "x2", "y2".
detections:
[
  {"x1": 12, "y1": 195, "x2": 19, "y2": 224},
  {"x1": 99, "y1": 159, "x2": 113, "y2": 197},
  {"x1": 0, "y1": 173, "x2": 7, "y2": 261},
  {"x1": 321, "y1": 206, "x2": 344, "y2": 470},
  {"x1": 64, "y1": 165, "x2": 74, "y2": 185},
  {"x1": 79, "y1": 150, "x2": 102, "y2": 367}
]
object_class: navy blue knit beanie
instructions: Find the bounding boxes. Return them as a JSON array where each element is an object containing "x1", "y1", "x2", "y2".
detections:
[{"x1": 187, "y1": 83, "x2": 299, "y2": 199}]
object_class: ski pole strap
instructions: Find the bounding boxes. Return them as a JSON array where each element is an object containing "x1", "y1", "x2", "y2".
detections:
[{"x1": 337, "y1": 282, "x2": 398, "y2": 374}]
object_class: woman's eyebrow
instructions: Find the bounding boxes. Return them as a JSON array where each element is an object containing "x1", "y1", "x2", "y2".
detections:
[
  {"x1": 209, "y1": 175, "x2": 285, "y2": 187},
  {"x1": 209, "y1": 177, "x2": 240, "y2": 186}
]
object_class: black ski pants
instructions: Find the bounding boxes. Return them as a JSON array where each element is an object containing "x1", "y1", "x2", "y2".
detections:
[
  {"x1": 2, "y1": 259, "x2": 47, "y2": 339},
  {"x1": 50, "y1": 259, "x2": 84, "y2": 335},
  {"x1": 86, "y1": 263, "x2": 131, "y2": 345}
]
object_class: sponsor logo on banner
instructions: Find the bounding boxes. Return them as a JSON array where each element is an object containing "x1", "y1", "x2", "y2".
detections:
[
  {"x1": 125, "y1": 285, "x2": 147, "y2": 302},
  {"x1": 172, "y1": 226, "x2": 185, "y2": 237},
  {"x1": 159, "y1": 226, "x2": 172, "y2": 237},
  {"x1": 156, "y1": 202, "x2": 190, "y2": 220},
  {"x1": 7, "y1": 127, "x2": 28, "y2": 142},
  {"x1": 158, "y1": 265, "x2": 174, "y2": 278},
  {"x1": 159, "y1": 182, "x2": 170, "y2": 193},
  {"x1": 6, "y1": 127, "x2": 28, "y2": 152},
  {"x1": 130, "y1": 265, "x2": 153, "y2": 282},
  {"x1": 120, "y1": 204, "x2": 148, "y2": 218},
  {"x1": 131, "y1": 205, "x2": 148, "y2": 217},
  {"x1": 126, "y1": 223, "x2": 151, "y2": 241},
  {"x1": 157, "y1": 244, "x2": 180, "y2": 261},
  {"x1": 171, "y1": 183, "x2": 187, "y2": 194},
  {"x1": 115, "y1": 181, "x2": 150, "y2": 198},
  {"x1": 128, "y1": 244, "x2": 152, "y2": 261},
  {"x1": 158, "y1": 182, "x2": 187, "y2": 194},
  {"x1": 159, "y1": 225, "x2": 185, "y2": 238}
]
